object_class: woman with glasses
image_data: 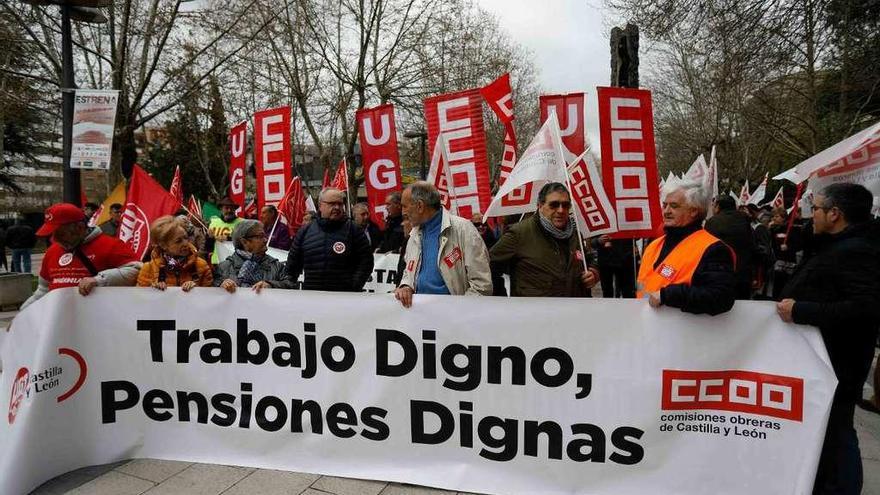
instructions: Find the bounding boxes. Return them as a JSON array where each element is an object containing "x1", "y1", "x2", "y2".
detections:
[{"x1": 215, "y1": 219, "x2": 295, "y2": 293}]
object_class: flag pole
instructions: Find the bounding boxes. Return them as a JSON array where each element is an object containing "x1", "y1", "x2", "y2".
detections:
[
  {"x1": 344, "y1": 157, "x2": 353, "y2": 217},
  {"x1": 559, "y1": 150, "x2": 589, "y2": 273},
  {"x1": 268, "y1": 214, "x2": 280, "y2": 244}
]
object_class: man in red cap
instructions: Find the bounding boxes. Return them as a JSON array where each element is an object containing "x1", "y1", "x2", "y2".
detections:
[{"x1": 21, "y1": 203, "x2": 142, "y2": 309}]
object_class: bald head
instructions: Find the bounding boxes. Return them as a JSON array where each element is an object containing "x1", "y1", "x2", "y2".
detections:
[{"x1": 319, "y1": 188, "x2": 346, "y2": 221}]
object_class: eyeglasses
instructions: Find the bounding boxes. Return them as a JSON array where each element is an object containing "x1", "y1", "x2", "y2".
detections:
[
  {"x1": 321, "y1": 201, "x2": 344, "y2": 208},
  {"x1": 244, "y1": 233, "x2": 267, "y2": 240},
  {"x1": 546, "y1": 201, "x2": 572, "y2": 210},
  {"x1": 810, "y1": 204, "x2": 830, "y2": 212}
]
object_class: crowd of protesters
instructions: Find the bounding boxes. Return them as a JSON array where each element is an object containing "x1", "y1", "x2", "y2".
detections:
[{"x1": 12, "y1": 177, "x2": 880, "y2": 495}]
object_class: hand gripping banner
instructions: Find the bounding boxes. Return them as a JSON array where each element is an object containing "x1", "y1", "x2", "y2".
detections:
[
  {"x1": 253, "y1": 106, "x2": 293, "y2": 211},
  {"x1": 424, "y1": 89, "x2": 492, "y2": 218},
  {"x1": 597, "y1": 87, "x2": 662, "y2": 239},
  {"x1": 1, "y1": 291, "x2": 835, "y2": 495},
  {"x1": 357, "y1": 104, "x2": 403, "y2": 228},
  {"x1": 229, "y1": 121, "x2": 248, "y2": 208},
  {"x1": 540, "y1": 93, "x2": 586, "y2": 163}
]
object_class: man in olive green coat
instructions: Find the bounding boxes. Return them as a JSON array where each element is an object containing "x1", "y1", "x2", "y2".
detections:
[{"x1": 489, "y1": 182, "x2": 600, "y2": 297}]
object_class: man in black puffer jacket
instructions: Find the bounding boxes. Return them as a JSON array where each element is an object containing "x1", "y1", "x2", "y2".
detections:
[
  {"x1": 777, "y1": 183, "x2": 880, "y2": 495},
  {"x1": 286, "y1": 188, "x2": 374, "y2": 291}
]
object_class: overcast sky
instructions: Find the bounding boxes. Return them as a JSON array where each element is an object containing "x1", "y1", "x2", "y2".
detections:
[{"x1": 478, "y1": 0, "x2": 618, "y2": 150}]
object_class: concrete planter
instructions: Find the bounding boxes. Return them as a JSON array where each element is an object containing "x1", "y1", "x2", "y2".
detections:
[{"x1": 0, "y1": 273, "x2": 33, "y2": 310}]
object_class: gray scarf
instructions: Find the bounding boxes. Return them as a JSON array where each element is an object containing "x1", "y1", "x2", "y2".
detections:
[
  {"x1": 538, "y1": 214, "x2": 575, "y2": 240},
  {"x1": 235, "y1": 249, "x2": 263, "y2": 287}
]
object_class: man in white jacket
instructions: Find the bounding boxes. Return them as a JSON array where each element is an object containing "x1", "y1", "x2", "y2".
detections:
[{"x1": 394, "y1": 182, "x2": 492, "y2": 307}]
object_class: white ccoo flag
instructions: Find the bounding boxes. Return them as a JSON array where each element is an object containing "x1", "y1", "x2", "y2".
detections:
[
  {"x1": 748, "y1": 173, "x2": 768, "y2": 205},
  {"x1": 484, "y1": 117, "x2": 568, "y2": 218}
]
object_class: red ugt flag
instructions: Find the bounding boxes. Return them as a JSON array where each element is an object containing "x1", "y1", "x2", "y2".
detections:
[
  {"x1": 278, "y1": 176, "x2": 307, "y2": 230},
  {"x1": 119, "y1": 165, "x2": 182, "y2": 259},
  {"x1": 169, "y1": 165, "x2": 183, "y2": 202},
  {"x1": 331, "y1": 159, "x2": 349, "y2": 192}
]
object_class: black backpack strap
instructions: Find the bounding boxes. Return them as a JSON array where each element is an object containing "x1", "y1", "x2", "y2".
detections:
[{"x1": 73, "y1": 247, "x2": 99, "y2": 276}]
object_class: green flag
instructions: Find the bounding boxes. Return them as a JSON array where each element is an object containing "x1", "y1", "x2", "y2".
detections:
[{"x1": 202, "y1": 201, "x2": 220, "y2": 222}]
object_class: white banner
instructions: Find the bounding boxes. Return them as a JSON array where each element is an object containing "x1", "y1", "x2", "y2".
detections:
[
  {"x1": 216, "y1": 242, "x2": 402, "y2": 293},
  {"x1": 71, "y1": 89, "x2": 120, "y2": 170},
  {"x1": 1, "y1": 290, "x2": 835, "y2": 495}
]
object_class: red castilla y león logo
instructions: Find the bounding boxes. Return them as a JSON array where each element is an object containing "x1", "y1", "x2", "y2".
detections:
[{"x1": 8, "y1": 347, "x2": 88, "y2": 425}]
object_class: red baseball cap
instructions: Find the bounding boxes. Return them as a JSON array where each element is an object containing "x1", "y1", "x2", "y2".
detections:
[{"x1": 36, "y1": 203, "x2": 87, "y2": 236}]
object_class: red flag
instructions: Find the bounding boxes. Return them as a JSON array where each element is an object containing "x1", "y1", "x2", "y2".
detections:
[
  {"x1": 229, "y1": 121, "x2": 247, "y2": 208},
  {"x1": 242, "y1": 198, "x2": 258, "y2": 219},
  {"x1": 277, "y1": 177, "x2": 306, "y2": 230},
  {"x1": 331, "y1": 158, "x2": 349, "y2": 192},
  {"x1": 424, "y1": 88, "x2": 492, "y2": 218},
  {"x1": 119, "y1": 165, "x2": 182, "y2": 259},
  {"x1": 169, "y1": 165, "x2": 183, "y2": 202},
  {"x1": 357, "y1": 104, "x2": 403, "y2": 228},
  {"x1": 322, "y1": 168, "x2": 331, "y2": 188},
  {"x1": 253, "y1": 107, "x2": 292, "y2": 211},
  {"x1": 186, "y1": 195, "x2": 202, "y2": 219},
  {"x1": 540, "y1": 93, "x2": 586, "y2": 162},
  {"x1": 567, "y1": 152, "x2": 618, "y2": 236},
  {"x1": 87, "y1": 205, "x2": 103, "y2": 228},
  {"x1": 480, "y1": 74, "x2": 518, "y2": 190},
  {"x1": 597, "y1": 87, "x2": 662, "y2": 239}
]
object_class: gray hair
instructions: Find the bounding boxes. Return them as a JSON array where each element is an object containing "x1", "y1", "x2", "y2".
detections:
[
  {"x1": 662, "y1": 179, "x2": 709, "y2": 217},
  {"x1": 320, "y1": 188, "x2": 344, "y2": 202},
  {"x1": 231, "y1": 219, "x2": 261, "y2": 250},
  {"x1": 408, "y1": 181, "x2": 442, "y2": 210},
  {"x1": 353, "y1": 202, "x2": 369, "y2": 213}
]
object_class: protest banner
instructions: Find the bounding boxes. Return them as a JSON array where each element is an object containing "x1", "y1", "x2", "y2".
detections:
[
  {"x1": 254, "y1": 107, "x2": 293, "y2": 211},
  {"x1": 1, "y1": 291, "x2": 835, "y2": 495},
  {"x1": 229, "y1": 121, "x2": 248, "y2": 208},
  {"x1": 540, "y1": 93, "x2": 586, "y2": 163},
  {"x1": 424, "y1": 89, "x2": 492, "y2": 218},
  {"x1": 118, "y1": 165, "x2": 181, "y2": 259},
  {"x1": 71, "y1": 89, "x2": 120, "y2": 170},
  {"x1": 597, "y1": 87, "x2": 662, "y2": 239},
  {"x1": 357, "y1": 105, "x2": 403, "y2": 228}
]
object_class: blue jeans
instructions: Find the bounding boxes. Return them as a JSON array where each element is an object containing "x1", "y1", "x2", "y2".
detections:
[{"x1": 11, "y1": 248, "x2": 31, "y2": 273}]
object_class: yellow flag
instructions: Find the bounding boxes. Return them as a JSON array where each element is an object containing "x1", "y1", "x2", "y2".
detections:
[{"x1": 95, "y1": 181, "x2": 127, "y2": 225}]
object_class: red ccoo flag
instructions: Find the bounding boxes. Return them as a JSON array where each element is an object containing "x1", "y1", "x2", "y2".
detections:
[
  {"x1": 169, "y1": 165, "x2": 183, "y2": 202},
  {"x1": 331, "y1": 158, "x2": 349, "y2": 192},
  {"x1": 277, "y1": 177, "x2": 307, "y2": 231},
  {"x1": 119, "y1": 165, "x2": 181, "y2": 259},
  {"x1": 322, "y1": 168, "x2": 331, "y2": 188}
]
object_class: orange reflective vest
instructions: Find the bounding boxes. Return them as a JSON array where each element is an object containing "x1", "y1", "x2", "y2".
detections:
[{"x1": 637, "y1": 229, "x2": 728, "y2": 298}]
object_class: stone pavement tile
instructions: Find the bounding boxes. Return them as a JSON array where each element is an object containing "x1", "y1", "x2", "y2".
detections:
[
  {"x1": 310, "y1": 475, "x2": 387, "y2": 495},
  {"x1": 301, "y1": 490, "x2": 334, "y2": 495},
  {"x1": 115, "y1": 459, "x2": 194, "y2": 483},
  {"x1": 221, "y1": 469, "x2": 320, "y2": 495},
  {"x1": 66, "y1": 470, "x2": 155, "y2": 495},
  {"x1": 863, "y1": 458, "x2": 880, "y2": 495},
  {"x1": 30, "y1": 461, "x2": 127, "y2": 494},
  {"x1": 380, "y1": 483, "x2": 457, "y2": 495},
  {"x1": 143, "y1": 463, "x2": 254, "y2": 495}
]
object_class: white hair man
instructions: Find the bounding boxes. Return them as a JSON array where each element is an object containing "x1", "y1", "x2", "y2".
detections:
[
  {"x1": 394, "y1": 181, "x2": 492, "y2": 307},
  {"x1": 636, "y1": 179, "x2": 736, "y2": 315}
]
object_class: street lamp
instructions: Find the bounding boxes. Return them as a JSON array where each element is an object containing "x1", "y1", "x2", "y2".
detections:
[
  {"x1": 20, "y1": 0, "x2": 110, "y2": 207},
  {"x1": 404, "y1": 130, "x2": 428, "y2": 180}
]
